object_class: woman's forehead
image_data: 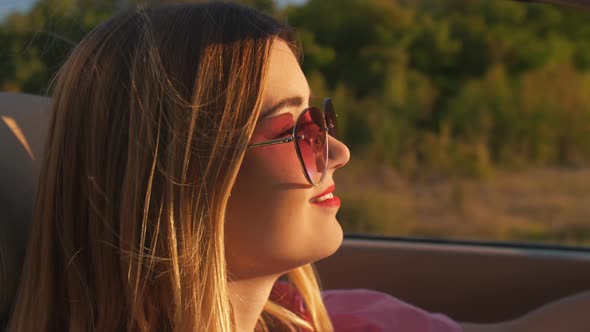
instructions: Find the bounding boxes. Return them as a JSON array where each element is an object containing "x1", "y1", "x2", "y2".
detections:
[{"x1": 261, "y1": 40, "x2": 310, "y2": 118}]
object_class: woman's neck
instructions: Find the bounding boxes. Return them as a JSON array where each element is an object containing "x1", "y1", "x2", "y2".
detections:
[{"x1": 228, "y1": 274, "x2": 280, "y2": 332}]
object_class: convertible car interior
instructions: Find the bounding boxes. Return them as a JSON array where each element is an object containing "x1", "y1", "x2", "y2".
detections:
[{"x1": 1, "y1": 91, "x2": 590, "y2": 329}]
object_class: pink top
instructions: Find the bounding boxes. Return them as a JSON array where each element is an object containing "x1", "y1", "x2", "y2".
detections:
[{"x1": 270, "y1": 283, "x2": 462, "y2": 332}]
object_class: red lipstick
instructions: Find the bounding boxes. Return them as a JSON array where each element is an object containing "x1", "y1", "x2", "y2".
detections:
[{"x1": 310, "y1": 184, "x2": 341, "y2": 208}]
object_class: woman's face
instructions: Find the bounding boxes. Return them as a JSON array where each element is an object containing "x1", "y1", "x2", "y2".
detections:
[{"x1": 225, "y1": 40, "x2": 350, "y2": 279}]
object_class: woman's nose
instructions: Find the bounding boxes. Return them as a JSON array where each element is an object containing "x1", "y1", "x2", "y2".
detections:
[{"x1": 327, "y1": 135, "x2": 350, "y2": 170}]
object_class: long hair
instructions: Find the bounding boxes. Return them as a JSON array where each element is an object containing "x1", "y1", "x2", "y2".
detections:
[{"x1": 8, "y1": 3, "x2": 333, "y2": 331}]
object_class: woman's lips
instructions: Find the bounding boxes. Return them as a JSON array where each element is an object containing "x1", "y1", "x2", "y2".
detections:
[
  {"x1": 310, "y1": 194, "x2": 341, "y2": 207},
  {"x1": 311, "y1": 184, "x2": 335, "y2": 200},
  {"x1": 310, "y1": 184, "x2": 341, "y2": 207}
]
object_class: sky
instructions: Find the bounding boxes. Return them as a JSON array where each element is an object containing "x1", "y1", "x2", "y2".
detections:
[
  {"x1": 0, "y1": 0, "x2": 37, "y2": 18},
  {"x1": 0, "y1": 0, "x2": 308, "y2": 20}
]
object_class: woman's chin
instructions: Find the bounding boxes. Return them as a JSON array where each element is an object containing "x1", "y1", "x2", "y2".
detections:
[{"x1": 310, "y1": 221, "x2": 344, "y2": 263}]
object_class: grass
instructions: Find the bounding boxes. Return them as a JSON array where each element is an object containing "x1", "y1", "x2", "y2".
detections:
[{"x1": 335, "y1": 157, "x2": 590, "y2": 247}]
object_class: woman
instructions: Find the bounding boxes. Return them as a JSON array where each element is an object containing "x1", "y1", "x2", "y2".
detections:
[
  {"x1": 7, "y1": 3, "x2": 353, "y2": 331},
  {"x1": 6, "y1": 2, "x2": 590, "y2": 332}
]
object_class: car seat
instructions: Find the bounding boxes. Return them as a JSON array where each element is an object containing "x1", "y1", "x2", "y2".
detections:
[{"x1": 0, "y1": 92, "x2": 51, "y2": 328}]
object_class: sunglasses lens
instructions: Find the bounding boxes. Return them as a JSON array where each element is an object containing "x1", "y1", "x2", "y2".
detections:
[
  {"x1": 295, "y1": 107, "x2": 327, "y2": 185},
  {"x1": 324, "y1": 98, "x2": 337, "y2": 138}
]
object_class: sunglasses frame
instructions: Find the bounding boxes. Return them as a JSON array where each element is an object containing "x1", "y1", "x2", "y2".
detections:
[{"x1": 248, "y1": 98, "x2": 336, "y2": 186}]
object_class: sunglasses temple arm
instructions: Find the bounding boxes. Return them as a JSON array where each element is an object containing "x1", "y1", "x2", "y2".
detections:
[{"x1": 248, "y1": 136, "x2": 295, "y2": 148}]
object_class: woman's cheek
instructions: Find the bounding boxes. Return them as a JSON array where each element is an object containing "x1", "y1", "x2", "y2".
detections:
[{"x1": 249, "y1": 147, "x2": 299, "y2": 184}]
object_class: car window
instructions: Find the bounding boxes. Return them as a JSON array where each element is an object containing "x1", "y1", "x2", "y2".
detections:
[{"x1": 1, "y1": 0, "x2": 589, "y2": 248}]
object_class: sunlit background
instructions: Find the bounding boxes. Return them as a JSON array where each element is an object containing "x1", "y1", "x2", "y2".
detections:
[{"x1": 2, "y1": 0, "x2": 590, "y2": 247}]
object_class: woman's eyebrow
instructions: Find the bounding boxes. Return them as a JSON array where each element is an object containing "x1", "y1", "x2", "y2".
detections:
[{"x1": 260, "y1": 93, "x2": 313, "y2": 119}]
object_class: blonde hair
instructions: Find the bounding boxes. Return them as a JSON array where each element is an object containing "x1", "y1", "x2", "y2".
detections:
[{"x1": 8, "y1": 3, "x2": 333, "y2": 331}]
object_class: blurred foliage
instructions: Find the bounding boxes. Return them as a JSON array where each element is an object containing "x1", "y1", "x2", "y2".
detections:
[{"x1": 287, "y1": 0, "x2": 590, "y2": 177}]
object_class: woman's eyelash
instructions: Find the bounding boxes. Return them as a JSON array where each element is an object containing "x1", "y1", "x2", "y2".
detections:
[{"x1": 278, "y1": 127, "x2": 293, "y2": 137}]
